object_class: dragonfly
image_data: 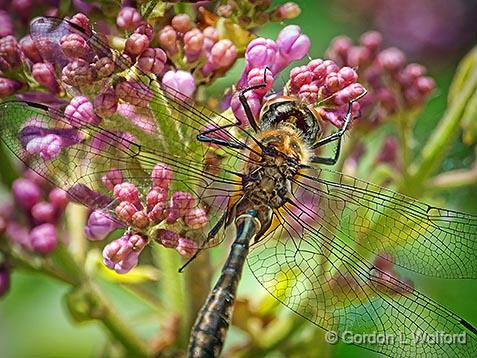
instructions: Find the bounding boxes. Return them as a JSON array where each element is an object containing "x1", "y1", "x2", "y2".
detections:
[{"x1": 1, "y1": 16, "x2": 477, "y2": 358}]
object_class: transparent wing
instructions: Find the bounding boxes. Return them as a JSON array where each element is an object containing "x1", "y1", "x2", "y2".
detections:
[
  {"x1": 0, "y1": 16, "x2": 261, "y2": 245},
  {"x1": 248, "y1": 203, "x2": 477, "y2": 357},
  {"x1": 288, "y1": 167, "x2": 477, "y2": 279},
  {"x1": 0, "y1": 101, "x2": 243, "y2": 241}
]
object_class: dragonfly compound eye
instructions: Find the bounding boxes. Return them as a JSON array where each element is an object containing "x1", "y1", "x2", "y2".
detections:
[{"x1": 259, "y1": 99, "x2": 320, "y2": 144}]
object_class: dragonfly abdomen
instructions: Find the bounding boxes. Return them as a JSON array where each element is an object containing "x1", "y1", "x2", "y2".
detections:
[{"x1": 188, "y1": 210, "x2": 261, "y2": 358}]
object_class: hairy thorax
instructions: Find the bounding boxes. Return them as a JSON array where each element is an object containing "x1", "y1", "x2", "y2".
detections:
[{"x1": 230, "y1": 126, "x2": 310, "y2": 234}]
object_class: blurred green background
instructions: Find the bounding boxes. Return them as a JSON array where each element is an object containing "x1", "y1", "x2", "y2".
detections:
[{"x1": 1, "y1": 1, "x2": 477, "y2": 357}]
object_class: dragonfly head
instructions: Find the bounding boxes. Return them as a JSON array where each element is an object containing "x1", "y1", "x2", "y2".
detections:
[{"x1": 258, "y1": 96, "x2": 321, "y2": 146}]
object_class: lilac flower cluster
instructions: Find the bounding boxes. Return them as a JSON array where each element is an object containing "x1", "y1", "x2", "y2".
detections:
[
  {"x1": 326, "y1": 31, "x2": 435, "y2": 127},
  {"x1": 156, "y1": 12, "x2": 237, "y2": 84},
  {"x1": 83, "y1": 163, "x2": 204, "y2": 274},
  {"x1": 1, "y1": 170, "x2": 69, "y2": 256},
  {"x1": 231, "y1": 25, "x2": 311, "y2": 124},
  {"x1": 231, "y1": 25, "x2": 366, "y2": 129}
]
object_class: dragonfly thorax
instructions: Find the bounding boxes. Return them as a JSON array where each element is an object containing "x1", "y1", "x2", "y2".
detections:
[{"x1": 231, "y1": 127, "x2": 305, "y2": 235}]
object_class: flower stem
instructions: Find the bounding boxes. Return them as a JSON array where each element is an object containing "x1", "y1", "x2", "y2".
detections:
[
  {"x1": 7, "y1": 242, "x2": 151, "y2": 357},
  {"x1": 93, "y1": 284, "x2": 151, "y2": 357},
  {"x1": 427, "y1": 149, "x2": 477, "y2": 190},
  {"x1": 406, "y1": 57, "x2": 477, "y2": 195}
]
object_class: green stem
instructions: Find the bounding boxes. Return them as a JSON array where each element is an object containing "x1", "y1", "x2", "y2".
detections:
[
  {"x1": 406, "y1": 66, "x2": 477, "y2": 195},
  {"x1": 7, "y1": 242, "x2": 151, "y2": 357},
  {"x1": 93, "y1": 285, "x2": 151, "y2": 357},
  {"x1": 184, "y1": 249, "x2": 212, "y2": 334},
  {"x1": 152, "y1": 244, "x2": 188, "y2": 346},
  {"x1": 427, "y1": 150, "x2": 477, "y2": 190},
  {"x1": 395, "y1": 111, "x2": 414, "y2": 181}
]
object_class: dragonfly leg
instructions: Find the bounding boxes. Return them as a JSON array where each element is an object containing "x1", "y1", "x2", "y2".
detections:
[
  {"x1": 198, "y1": 67, "x2": 271, "y2": 147},
  {"x1": 197, "y1": 123, "x2": 245, "y2": 149},
  {"x1": 309, "y1": 102, "x2": 353, "y2": 165},
  {"x1": 238, "y1": 67, "x2": 272, "y2": 132},
  {"x1": 178, "y1": 210, "x2": 228, "y2": 273}
]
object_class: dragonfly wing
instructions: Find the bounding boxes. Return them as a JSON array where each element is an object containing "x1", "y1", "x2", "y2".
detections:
[
  {"x1": 289, "y1": 167, "x2": 477, "y2": 279},
  {"x1": 248, "y1": 205, "x2": 477, "y2": 357},
  {"x1": 0, "y1": 16, "x2": 257, "y2": 246}
]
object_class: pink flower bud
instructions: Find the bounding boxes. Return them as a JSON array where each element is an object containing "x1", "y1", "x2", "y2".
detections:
[
  {"x1": 124, "y1": 33, "x2": 150, "y2": 57},
  {"x1": 70, "y1": 13, "x2": 91, "y2": 33},
  {"x1": 274, "y1": 2, "x2": 301, "y2": 20},
  {"x1": 332, "y1": 83, "x2": 366, "y2": 106},
  {"x1": 101, "y1": 168, "x2": 124, "y2": 190},
  {"x1": 0, "y1": 77, "x2": 22, "y2": 96},
  {"x1": 132, "y1": 210, "x2": 150, "y2": 229},
  {"x1": 360, "y1": 31, "x2": 382, "y2": 55},
  {"x1": 203, "y1": 26, "x2": 218, "y2": 52},
  {"x1": 117, "y1": 7, "x2": 142, "y2": 31},
  {"x1": 146, "y1": 187, "x2": 168, "y2": 209},
  {"x1": 245, "y1": 38, "x2": 278, "y2": 69},
  {"x1": 94, "y1": 57, "x2": 115, "y2": 79},
  {"x1": 31, "y1": 201, "x2": 56, "y2": 223},
  {"x1": 338, "y1": 67, "x2": 358, "y2": 87},
  {"x1": 156, "y1": 229, "x2": 180, "y2": 248},
  {"x1": 94, "y1": 89, "x2": 118, "y2": 117},
  {"x1": 115, "y1": 201, "x2": 137, "y2": 222},
  {"x1": 377, "y1": 47, "x2": 406, "y2": 73},
  {"x1": 138, "y1": 48, "x2": 167, "y2": 74},
  {"x1": 162, "y1": 70, "x2": 196, "y2": 99},
  {"x1": 135, "y1": 22, "x2": 153, "y2": 40},
  {"x1": 32, "y1": 62, "x2": 59, "y2": 93},
  {"x1": 276, "y1": 25, "x2": 310, "y2": 62},
  {"x1": 0, "y1": 10, "x2": 13, "y2": 37},
  {"x1": 298, "y1": 82, "x2": 319, "y2": 104},
  {"x1": 151, "y1": 163, "x2": 173, "y2": 189},
  {"x1": 114, "y1": 182, "x2": 139, "y2": 204},
  {"x1": 115, "y1": 78, "x2": 153, "y2": 107},
  {"x1": 19, "y1": 35, "x2": 42, "y2": 63},
  {"x1": 231, "y1": 90, "x2": 262, "y2": 126},
  {"x1": 0, "y1": 36, "x2": 20, "y2": 70},
  {"x1": 326, "y1": 36, "x2": 352, "y2": 63},
  {"x1": 169, "y1": 191, "x2": 195, "y2": 221},
  {"x1": 209, "y1": 39, "x2": 237, "y2": 68},
  {"x1": 113, "y1": 252, "x2": 140, "y2": 274},
  {"x1": 377, "y1": 136, "x2": 399, "y2": 166},
  {"x1": 30, "y1": 223, "x2": 57, "y2": 255},
  {"x1": 157, "y1": 25, "x2": 177, "y2": 54},
  {"x1": 148, "y1": 201, "x2": 169, "y2": 223},
  {"x1": 246, "y1": 67, "x2": 274, "y2": 96},
  {"x1": 171, "y1": 14, "x2": 192, "y2": 33},
  {"x1": 415, "y1": 76, "x2": 435, "y2": 95},
  {"x1": 290, "y1": 65, "x2": 313, "y2": 89},
  {"x1": 184, "y1": 208, "x2": 208, "y2": 229},
  {"x1": 85, "y1": 210, "x2": 119, "y2": 241},
  {"x1": 64, "y1": 96, "x2": 99, "y2": 126},
  {"x1": 184, "y1": 28, "x2": 204, "y2": 62},
  {"x1": 48, "y1": 188, "x2": 69, "y2": 212},
  {"x1": 176, "y1": 238, "x2": 198, "y2": 257},
  {"x1": 60, "y1": 33, "x2": 92, "y2": 59},
  {"x1": 347, "y1": 46, "x2": 371, "y2": 68},
  {"x1": 61, "y1": 59, "x2": 95, "y2": 87},
  {"x1": 12, "y1": 178, "x2": 41, "y2": 210},
  {"x1": 25, "y1": 134, "x2": 63, "y2": 160},
  {"x1": 103, "y1": 233, "x2": 146, "y2": 273}
]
